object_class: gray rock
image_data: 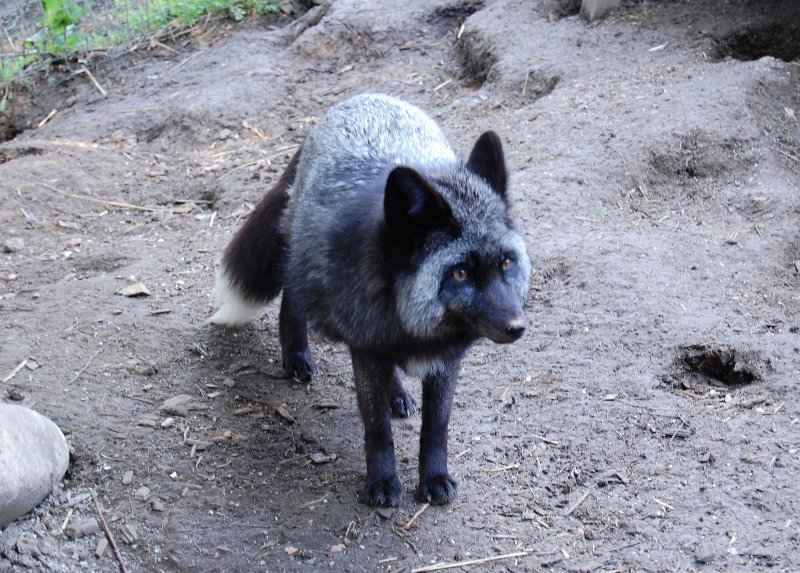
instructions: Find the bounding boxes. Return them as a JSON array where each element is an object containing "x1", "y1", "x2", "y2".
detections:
[
  {"x1": 65, "y1": 517, "x2": 100, "y2": 540},
  {"x1": 0, "y1": 404, "x2": 70, "y2": 527}
]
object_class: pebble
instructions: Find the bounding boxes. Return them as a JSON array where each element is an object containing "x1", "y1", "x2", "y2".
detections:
[
  {"x1": 695, "y1": 541, "x2": 718, "y2": 564},
  {"x1": 122, "y1": 470, "x2": 134, "y2": 485},
  {"x1": 134, "y1": 486, "x2": 151, "y2": 501},
  {"x1": 65, "y1": 518, "x2": 99, "y2": 540},
  {"x1": 160, "y1": 394, "x2": 207, "y2": 416},
  {"x1": 2, "y1": 237, "x2": 24, "y2": 253},
  {"x1": 0, "y1": 404, "x2": 70, "y2": 527}
]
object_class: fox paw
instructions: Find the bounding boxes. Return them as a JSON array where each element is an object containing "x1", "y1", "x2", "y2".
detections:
[
  {"x1": 390, "y1": 388, "x2": 417, "y2": 418},
  {"x1": 416, "y1": 474, "x2": 458, "y2": 505},
  {"x1": 282, "y1": 350, "x2": 316, "y2": 383},
  {"x1": 359, "y1": 476, "x2": 404, "y2": 507}
]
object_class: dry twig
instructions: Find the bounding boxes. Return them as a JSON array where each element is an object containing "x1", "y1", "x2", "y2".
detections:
[
  {"x1": 409, "y1": 551, "x2": 530, "y2": 572},
  {"x1": 401, "y1": 503, "x2": 429, "y2": 531},
  {"x1": 92, "y1": 491, "x2": 128, "y2": 573}
]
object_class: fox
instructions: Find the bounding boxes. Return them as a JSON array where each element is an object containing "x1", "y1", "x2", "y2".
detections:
[{"x1": 210, "y1": 93, "x2": 531, "y2": 507}]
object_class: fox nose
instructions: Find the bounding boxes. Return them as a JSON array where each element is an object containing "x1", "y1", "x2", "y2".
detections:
[{"x1": 504, "y1": 320, "x2": 526, "y2": 341}]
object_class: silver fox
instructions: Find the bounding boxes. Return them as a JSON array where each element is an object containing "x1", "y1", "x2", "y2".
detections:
[{"x1": 211, "y1": 94, "x2": 531, "y2": 506}]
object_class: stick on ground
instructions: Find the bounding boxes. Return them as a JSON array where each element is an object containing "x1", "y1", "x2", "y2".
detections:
[
  {"x1": 92, "y1": 491, "x2": 129, "y2": 573},
  {"x1": 409, "y1": 550, "x2": 530, "y2": 572}
]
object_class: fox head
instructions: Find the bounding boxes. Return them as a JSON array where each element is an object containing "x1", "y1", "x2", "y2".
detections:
[{"x1": 385, "y1": 131, "x2": 531, "y2": 344}]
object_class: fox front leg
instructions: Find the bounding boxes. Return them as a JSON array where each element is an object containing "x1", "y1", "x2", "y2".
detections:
[
  {"x1": 351, "y1": 350, "x2": 404, "y2": 507},
  {"x1": 416, "y1": 362, "x2": 459, "y2": 504}
]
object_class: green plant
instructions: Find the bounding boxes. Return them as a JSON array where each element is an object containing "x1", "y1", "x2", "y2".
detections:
[
  {"x1": 27, "y1": 0, "x2": 86, "y2": 52},
  {"x1": 2, "y1": 0, "x2": 283, "y2": 85}
]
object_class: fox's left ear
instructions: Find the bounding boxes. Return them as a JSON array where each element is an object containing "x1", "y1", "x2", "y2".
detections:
[{"x1": 467, "y1": 131, "x2": 508, "y2": 200}]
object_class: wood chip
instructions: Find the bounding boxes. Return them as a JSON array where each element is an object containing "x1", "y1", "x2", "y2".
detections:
[
  {"x1": 117, "y1": 282, "x2": 150, "y2": 297},
  {"x1": 276, "y1": 404, "x2": 295, "y2": 424},
  {"x1": 119, "y1": 524, "x2": 139, "y2": 544},
  {"x1": 137, "y1": 417, "x2": 158, "y2": 428},
  {"x1": 160, "y1": 394, "x2": 208, "y2": 416},
  {"x1": 310, "y1": 452, "x2": 337, "y2": 464}
]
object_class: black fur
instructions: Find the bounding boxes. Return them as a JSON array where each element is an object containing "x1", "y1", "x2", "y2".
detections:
[{"x1": 212, "y1": 95, "x2": 531, "y2": 507}]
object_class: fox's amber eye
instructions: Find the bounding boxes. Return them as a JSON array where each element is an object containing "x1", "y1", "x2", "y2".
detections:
[
  {"x1": 501, "y1": 258, "x2": 512, "y2": 271},
  {"x1": 453, "y1": 267, "x2": 468, "y2": 281}
]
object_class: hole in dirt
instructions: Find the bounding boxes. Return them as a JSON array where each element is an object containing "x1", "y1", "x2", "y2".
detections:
[
  {"x1": 455, "y1": 26, "x2": 498, "y2": 87},
  {"x1": 713, "y1": 23, "x2": 800, "y2": 62},
  {"x1": 427, "y1": 1, "x2": 484, "y2": 29},
  {"x1": 675, "y1": 344, "x2": 762, "y2": 389}
]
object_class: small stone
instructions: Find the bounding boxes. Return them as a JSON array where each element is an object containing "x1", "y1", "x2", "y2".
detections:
[
  {"x1": 5, "y1": 387, "x2": 25, "y2": 401},
  {"x1": 0, "y1": 404, "x2": 70, "y2": 527},
  {"x1": 134, "y1": 486, "x2": 151, "y2": 501},
  {"x1": 2, "y1": 237, "x2": 24, "y2": 253},
  {"x1": 695, "y1": 541, "x2": 718, "y2": 564},
  {"x1": 160, "y1": 394, "x2": 207, "y2": 416},
  {"x1": 122, "y1": 470, "x2": 134, "y2": 485},
  {"x1": 161, "y1": 417, "x2": 175, "y2": 428},
  {"x1": 222, "y1": 378, "x2": 236, "y2": 389},
  {"x1": 117, "y1": 281, "x2": 150, "y2": 297},
  {"x1": 151, "y1": 499, "x2": 165, "y2": 512},
  {"x1": 95, "y1": 538, "x2": 109, "y2": 558},
  {"x1": 310, "y1": 452, "x2": 336, "y2": 465},
  {"x1": 65, "y1": 518, "x2": 99, "y2": 540}
]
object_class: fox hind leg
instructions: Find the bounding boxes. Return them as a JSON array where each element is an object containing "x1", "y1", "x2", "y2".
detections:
[
  {"x1": 279, "y1": 288, "x2": 316, "y2": 382},
  {"x1": 389, "y1": 366, "x2": 417, "y2": 418}
]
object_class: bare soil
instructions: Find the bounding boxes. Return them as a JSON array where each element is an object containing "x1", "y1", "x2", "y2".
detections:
[{"x1": 2, "y1": 0, "x2": 800, "y2": 571}]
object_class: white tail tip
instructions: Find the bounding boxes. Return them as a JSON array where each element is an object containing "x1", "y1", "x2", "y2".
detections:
[{"x1": 208, "y1": 269, "x2": 264, "y2": 325}]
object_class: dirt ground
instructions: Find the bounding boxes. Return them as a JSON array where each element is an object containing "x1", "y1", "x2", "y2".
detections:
[{"x1": 1, "y1": 0, "x2": 799, "y2": 571}]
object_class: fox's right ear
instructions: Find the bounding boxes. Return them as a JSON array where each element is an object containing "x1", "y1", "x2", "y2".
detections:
[
  {"x1": 467, "y1": 131, "x2": 508, "y2": 200},
  {"x1": 384, "y1": 167, "x2": 454, "y2": 232}
]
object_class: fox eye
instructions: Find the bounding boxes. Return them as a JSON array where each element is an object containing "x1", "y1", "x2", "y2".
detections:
[
  {"x1": 501, "y1": 257, "x2": 513, "y2": 271},
  {"x1": 452, "y1": 267, "x2": 469, "y2": 281}
]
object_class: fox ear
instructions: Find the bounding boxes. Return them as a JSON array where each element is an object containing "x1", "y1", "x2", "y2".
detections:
[
  {"x1": 384, "y1": 167, "x2": 453, "y2": 232},
  {"x1": 467, "y1": 131, "x2": 508, "y2": 199}
]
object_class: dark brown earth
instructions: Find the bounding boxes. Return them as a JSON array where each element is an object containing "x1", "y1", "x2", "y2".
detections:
[{"x1": 1, "y1": 0, "x2": 799, "y2": 571}]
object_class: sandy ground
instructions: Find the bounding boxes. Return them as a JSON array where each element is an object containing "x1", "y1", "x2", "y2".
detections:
[{"x1": 1, "y1": 0, "x2": 799, "y2": 571}]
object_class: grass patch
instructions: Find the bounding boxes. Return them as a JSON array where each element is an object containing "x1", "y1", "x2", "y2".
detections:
[{"x1": 1, "y1": 0, "x2": 287, "y2": 85}]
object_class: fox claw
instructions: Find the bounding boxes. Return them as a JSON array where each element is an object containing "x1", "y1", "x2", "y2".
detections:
[
  {"x1": 416, "y1": 474, "x2": 458, "y2": 505},
  {"x1": 391, "y1": 390, "x2": 417, "y2": 418},
  {"x1": 360, "y1": 476, "x2": 404, "y2": 507},
  {"x1": 283, "y1": 350, "x2": 316, "y2": 382}
]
